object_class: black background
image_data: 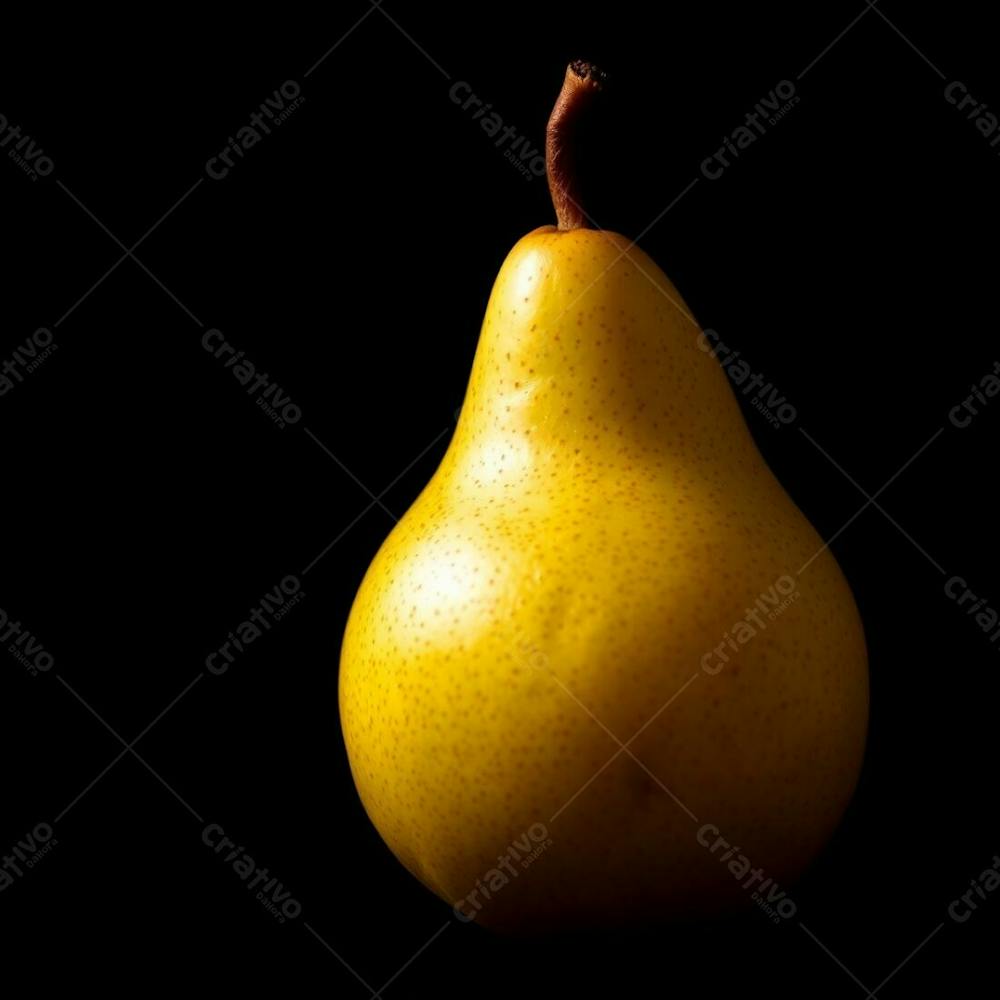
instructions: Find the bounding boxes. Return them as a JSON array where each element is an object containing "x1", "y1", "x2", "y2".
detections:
[{"x1": 2, "y1": 2, "x2": 998, "y2": 995}]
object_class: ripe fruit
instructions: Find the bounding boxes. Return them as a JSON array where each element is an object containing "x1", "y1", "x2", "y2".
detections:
[{"x1": 339, "y1": 62, "x2": 868, "y2": 932}]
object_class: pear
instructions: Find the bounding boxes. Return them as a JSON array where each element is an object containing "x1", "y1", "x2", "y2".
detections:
[{"x1": 339, "y1": 62, "x2": 868, "y2": 932}]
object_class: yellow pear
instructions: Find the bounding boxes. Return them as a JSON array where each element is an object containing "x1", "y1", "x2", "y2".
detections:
[{"x1": 340, "y1": 62, "x2": 867, "y2": 932}]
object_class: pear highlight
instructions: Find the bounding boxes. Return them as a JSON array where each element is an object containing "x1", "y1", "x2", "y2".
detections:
[{"x1": 339, "y1": 62, "x2": 868, "y2": 933}]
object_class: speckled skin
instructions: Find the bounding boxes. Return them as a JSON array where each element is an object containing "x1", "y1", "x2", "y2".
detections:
[{"x1": 339, "y1": 227, "x2": 868, "y2": 932}]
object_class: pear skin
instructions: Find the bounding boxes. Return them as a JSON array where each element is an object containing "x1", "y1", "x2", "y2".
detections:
[{"x1": 339, "y1": 225, "x2": 868, "y2": 932}]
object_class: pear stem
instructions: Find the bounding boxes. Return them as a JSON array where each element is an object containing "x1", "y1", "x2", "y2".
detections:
[{"x1": 546, "y1": 60, "x2": 606, "y2": 231}]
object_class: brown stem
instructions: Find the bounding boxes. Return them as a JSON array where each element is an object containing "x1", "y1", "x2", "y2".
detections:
[{"x1": 546, "y1": 60, "x2": 606, "y2": 231}]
